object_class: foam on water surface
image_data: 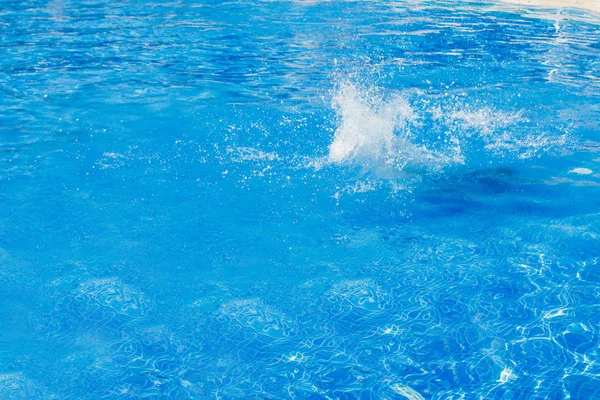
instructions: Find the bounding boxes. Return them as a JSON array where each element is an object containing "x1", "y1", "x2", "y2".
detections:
[{"x1": 569, "y1": 167, "x2": 594, "y2": 174}]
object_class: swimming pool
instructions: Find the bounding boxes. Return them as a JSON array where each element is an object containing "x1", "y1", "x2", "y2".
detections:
[{"x1": 1, "y1": 0, "x2": 600, "y2": 398}]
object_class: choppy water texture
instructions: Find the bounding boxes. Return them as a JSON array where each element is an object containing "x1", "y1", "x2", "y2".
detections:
[{"x1": 2, "y1": 0, "x2": 600, "y2": 399}]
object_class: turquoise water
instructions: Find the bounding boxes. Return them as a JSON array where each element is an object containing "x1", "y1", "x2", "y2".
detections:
[{"x1": 1, "y1": 1, "x2": 600, "y2": 398}]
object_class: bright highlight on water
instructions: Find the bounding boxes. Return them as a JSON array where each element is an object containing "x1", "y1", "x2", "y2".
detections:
[{"x1": 1, "y1": 0, "x2": 600, "y2": 399}]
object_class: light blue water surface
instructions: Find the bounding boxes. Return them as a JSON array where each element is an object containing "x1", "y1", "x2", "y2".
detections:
[{"x1": 1, "y1": 0, "x2": 600, "y2": 398}]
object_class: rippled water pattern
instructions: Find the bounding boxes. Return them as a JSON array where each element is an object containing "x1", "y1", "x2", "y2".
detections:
[{"x1": 2, "y1": 0, "x2": 600, "y2": 399}]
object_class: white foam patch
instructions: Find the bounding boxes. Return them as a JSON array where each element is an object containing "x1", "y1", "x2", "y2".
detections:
[
  {"x1": 569, "y1": 167, "x2": 593, "y2": 175},
  {"x1": 97, "y1": 152, "x2": 126, "y2": 169},
  {"x1": 227, "y1": 146, "x2": 281, "y2": 163}
]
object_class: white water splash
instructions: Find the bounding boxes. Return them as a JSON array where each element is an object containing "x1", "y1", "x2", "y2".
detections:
[
  {"x1": 329, "y1": 83, "x2": 412, "y2": 163},
  {"x1": 327, "y1": 81, "x2": 566, "y2": 173},
  {"x1": 448, "y1": 107, "x2": 522, "y2": 136},
  {"x1": 328, "y1": 83, "x2": 459, "y2": 171}
]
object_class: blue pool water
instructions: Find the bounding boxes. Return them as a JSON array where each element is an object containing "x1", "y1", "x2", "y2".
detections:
[{"x1": 2, "y1": 0, "x2": 600, "y2": 398}]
